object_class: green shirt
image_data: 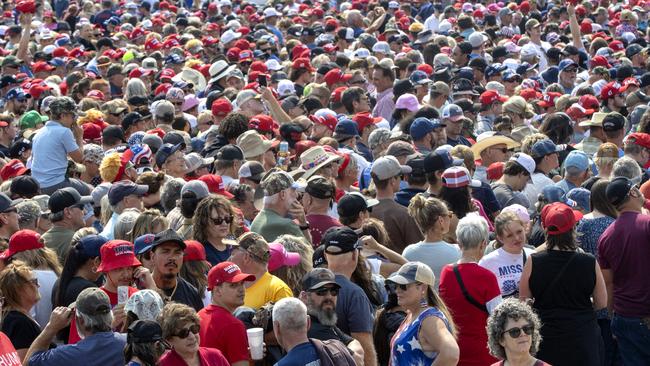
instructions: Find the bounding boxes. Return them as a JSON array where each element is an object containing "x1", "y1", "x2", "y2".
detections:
[
  {"x1": 41, "y1": 226, "x2": 75, "y2": 263},
  {"x1": 250, "y1": 209, "x2": 304, "y2": 242}
]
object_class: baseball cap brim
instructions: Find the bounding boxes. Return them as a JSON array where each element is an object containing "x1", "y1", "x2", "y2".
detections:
[
  {"x1": 307, "y1": 279, "x2": 341, "y2": 291},
  {"x1": 78, "y1": 195, "x2": 94, "y2": 206},
  {"x1": 386, "y1": 272, "x2": 416, "y2": 285},
  {"x1": 469, "y1": 179, "x2": 482, "y2": 188},
  {"x1": 227, "y1": 273, "x2": 256, "y2": 284}
]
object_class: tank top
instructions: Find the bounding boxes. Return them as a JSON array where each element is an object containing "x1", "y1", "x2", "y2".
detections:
[{"x1": 389, "y1": 307, "x2": 451, "y2": 366}]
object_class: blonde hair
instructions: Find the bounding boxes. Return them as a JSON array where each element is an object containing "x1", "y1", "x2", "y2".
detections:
[
  {"x1": 159, "y1": 303, "x2": 200, "y2": 340},
  {"x1": 273, "y1": 235, "x2": 313, "y2": 296},
  {"x1": 0, "y1": 261, "x2": 34, "y2": 314},
  {"x1": 99, "y1": 152, "x2": 122, "y2": 183},
  {"x1": 114, "y1": 208, "x2": 141, "y2": 241},
  {"x1": 407, "y1": 194, "x2": 449, "y2": 234},
  {"x1": 77, "y1": 108, "x2": 106, "y2": 126},
  {"x1": 130, "y1": 209, "x2": 169, "y2": 239},
  {"x1": 450, "y1": 145, "x2": 475, "y2": 172},
  {"x1": 10, "y1": 247, "x2": 62, "y2": 276},
  {"x1": 594, "y1": 142, "x2": 619, "y2": 169},
  {"x1": 494, "y1": 211, "x2": 526, "y2": 248},
  {"x1": 520, "y1": 133, "x2": 550, "y2": 156}
]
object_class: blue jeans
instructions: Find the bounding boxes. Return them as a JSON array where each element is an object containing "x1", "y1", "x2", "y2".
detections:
[{"x1": 611, "y1": 314, "x2": 650, "y2": 366}]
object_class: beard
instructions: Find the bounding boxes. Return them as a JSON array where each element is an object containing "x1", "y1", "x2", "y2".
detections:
[{"x1": 308, "y1": 300, "x2": 338, "y2": 326}]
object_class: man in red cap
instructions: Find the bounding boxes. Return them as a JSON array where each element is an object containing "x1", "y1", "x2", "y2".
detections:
[
  {"x1": 623, "y1": 132, "x2": 650, "y2": 184},
  {"x1": 309, "y1": 114, "x2": 336, "y2": 141},
  {"x1": 476, "y1": 90, "x2": 508, "y2": 134},
  {"x1": 600, "y1": 81, "x2": 627, "y2": 113},
  {"x1": 198, "y1": 261, "x2": 255, "y2": 366},
  {"x1": 290, "y1": 57, "x2": 315, "y2": 97}
]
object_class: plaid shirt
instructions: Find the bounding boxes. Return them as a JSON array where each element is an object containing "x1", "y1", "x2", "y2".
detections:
[
  {"x1": 615, "y1": 23, "x2": 638, "y2": 37},
  {"x1": 574, "y1": 136, "x2": 603, "y2": 157}
]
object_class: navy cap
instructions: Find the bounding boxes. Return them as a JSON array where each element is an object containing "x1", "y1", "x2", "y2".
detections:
[
  {"x1": 6, "y1": 88, "x2": 31, "y2": 100},
  {"x1": 485, "y1": 63, "x2": 507, "y2": 78},
  {"x1": 78, "y1": 235, "x2": 108, "y2": 258},
  {"x1": 121, "y1": 112, "x2": 143, "y2": 131},
  {"x1": 559, "y1": 59, "x2": 578, "y2": 72},
  {"x1": 626, "y1": 43, "x2": 644, "y2": 59},
  {"x1": 164, "y1": 53, "x2": 184, "y2": 65},
  {"x1": 565, "y1": 187, "x2": 591, "y2": 211},
  {"x1": 409, "y1": 70, "x2": 432, "y2": 85},
  {"x1": 530, "y1": 139, "x2": 559, "y2": 158},
  {"x1": 334, "y1": 119, "x2": 360, "y2": 140},
  {"x1": 128, "y1": 320, "x2": 164, "y2": 344},
  {"x1": 410, "y1": 117, "x2": 444, "y2": 140},
  {"x1": 541, "y1": 66, "x2": 559, "y2": 84},
  {"x1": 541, "y1": 185, "x2": 566, "y2": 203},
  {"x1": 502, "y1": 69, "x2": 522, "y2": 81},
  {"x1": 216, "y1": 144, "x2": 245, "y2": 161},
  {"x1": 516, "y1": 62, "x2": 537, "y2": 76},
  {"x1": 155, "y1": 142, "x2": 185, "y2": 167},
  {"x1": 457, "y1": 67, "x2": 474, "y2": 81},
  {"x1": 0, "y1": 192, "x2": 20, "y2": 213},
  {"x1": 423, "y1": 150, "x2": 462, "y2": 173},
  {"x1": 606, "y1": 176, "x2": 635, "y2": 206},
  {"x1": 134, "y1": 234, "x2": 156, "y2": 255},
  {"x1": 107, "y1": 181, "x2": 149, "y2": 206}
]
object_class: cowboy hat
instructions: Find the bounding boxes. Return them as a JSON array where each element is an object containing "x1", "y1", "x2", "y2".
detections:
[
  {"x1": 470, "y1": 132, "x2": 520, "y2": 159},
  {"x1": 172, "y1": 68, "x2": 207, "y2": 93}
]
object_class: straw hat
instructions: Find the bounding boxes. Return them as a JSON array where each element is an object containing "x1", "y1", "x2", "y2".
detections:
[
  {"x1": 292, "y1": 146, "x2": 342, "y2": 180},
  {"x1": 470, "y1": 131, "x2": 520, "y2": 159},
  {"x1": 172, "y1": 68, "x2": 207, "y2": 93}
]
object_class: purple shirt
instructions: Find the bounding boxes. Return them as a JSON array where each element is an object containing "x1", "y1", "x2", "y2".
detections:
[
  {"x1": 598, "y1": 211, "x2": 650, "y2": 317},
  {"x1": 372, "y1": 88, "x2": 394, "y2": 121}
]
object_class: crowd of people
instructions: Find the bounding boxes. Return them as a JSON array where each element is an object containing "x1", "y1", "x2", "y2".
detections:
[{"x1": 0, "y1": 0, "x2": 649, "y2": 365}]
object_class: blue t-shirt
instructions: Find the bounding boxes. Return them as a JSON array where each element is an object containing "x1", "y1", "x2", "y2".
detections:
[
  {"x1": 335, "y1": 274, "x2": 374, "y2": 334},
  {"x1": 203, "y1": 241, "x2": 233, "y2": 267},
  {"x1": 31, "y1": 120, "x2": 79, "y2": 188},
  {"x1": 29, "y1": 332, "x2": 126, "y2": 366},
  {"x1": 275, "y1": 342, "x2": 320, "y2": 366}
]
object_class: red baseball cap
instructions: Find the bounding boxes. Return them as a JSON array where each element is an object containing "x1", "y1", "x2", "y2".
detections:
[
  {"x1": 590, "y1": 55, "x2": 611, "y2": 69},
  {"x1": 52, "y1": 47, "x2": 69, "y2": 58},
  {"x1": 249, "y1": 114, "x2": 276, "y2": 133},
  {"x1": 309, "y1": 114, "x2": 337, "y2": 132},
  {"x1": 154, "y1": 83, "x2": 172, "y2": 97},
  {"x1": 249, "y1": 61, "x2": 268, "y2": 73},
  {"x1": 211, "y1": 98, "x2": 233, "y2": 118},
  {"x1": 323, "y1": 68, "x2": 353, "y2": 87},
  {"x1": 479, "y1": 90, "x2": 508, "y2": 105},
  {"x1": 207, "y1": 261, "x2": 255, "y2": 290},
  {"x1": 82, "y1": 123, "x2": 103, "y2": 141},
  {"x1": 623, "y1": 77, "x2": 640, "y2": 88},
  {"x1": 0, "y1": 159, "x2": 29, "y2": 181},
  {"x1": 183, "y1": 240, "x2": 207, "y2": 262},
  {"x1": 486, "y1": 162, "x2": 505, "y2": 181},
  {"x1": 566, "y1": 103, "x2": 594, "y2": 120},
  {"x1": 159, "y1": 68, "x2": 176, "y2": 81},
  {"x1": 129, "y1": 67, "x2": 154, "y2": 79},
  {"x1": 291, "y1": 44, "x2": 310, "y2": 60},
  {"x1": 28, "y1": 83, "x2": 51, "y2": 99},
  {"x1": 538, "y1": 92, "x2": 562, "y2": 108},
  {"x1": 519, "y1": 88, "x2": 542, "y2": 101},
  {"x1": 87, "y1": 90, "x2": 105, "y2": 101},
  {"x1": 625, "y1": 132, "x2": 650, "y2": 149},
  {"x1": 268, "y1": 242, "x2": 301, "y2": 272},
  {"x1": 541, "y1": 202, "x2": 583, "y2": 235},
  {"x1": 197, "y1": 174, "x2": 234, "y2": 198},
  {"x1": 238, "y1": 49, "x2": 253, "y2": 63},
  {"x1": 331, "y1": 86, "x2": 348, "y2": 103},
  {"x1": 609, "y1": 40, "x2": 625, "y2": 52},
  {"x1": 417, "y1": 64, "x2": 434, "y2": 76},
  {"x1": 291, "y1": 57, "x2": 315, "y2": 72},
  {"x1": 0, "y1": 230, "x2": 43, "y2": 260},
  {"x1": 32, "y1": 61, "x2": 55, "y2": 73},
  {"x1": 96, "y1": 240, "x2": 142, "y2": 273},
  {"x1": 600, "y1": 81, "x2": 627, "y2": 100},
  {"x1": 352, "y1": 112, "x2": 382, "y2": 132},
  {"x1": 578, "y1": 95, "x2": 599, "y2": 110}
]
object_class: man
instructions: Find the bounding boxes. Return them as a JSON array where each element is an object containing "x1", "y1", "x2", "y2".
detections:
[
  {"x1": 199, "y1": 261, "x2": 254, "y2": 366},
  {"x1": 0, "y1": 192, "x2": 20, "y2": 243},
  {"x1": 523, "y1": 18, "x2": 549, "y2": 70},
  {"x1": 302, "y1": 176, "x2": 341, "y2": 246},
  {"x1": 490, "y1": 153, "x2": 535, "y2": 209},
  {"x1": 214, "y1": 144, "x2": 245, "y2": 187},
  {"x1": 471, "y1": 132, "x2": 520, "y2": 184},
  {"x1": 452, "y1": 41, "x2": 472, "y2": 68},
  {"x1": 371, "y1": 63, "x2": 395, "y2": 121},
  {"x1": 351, "y1": 112, "x2": 378, "y2": 162},
  {"x1": 30, "y1": 97, "x2": 85, "y2": 195},
  {"x1": 602, "y1": 112, "x2": 627, "y2": 150},
  {"x1": 523, "y1": 137, "x2": 560, "y2": 209},
  {"x1": 557, "y1": 59, "x2": 578, "y2": 94},
  {"x1": 555, "y1": 150, "x2": 590, "y2": 194},
  {"x1": 443, "y1": 104, "x2": 472, "y2": 147},
  {"x1": 428, "y1": 82, "x2": 450, "y2": 111},
  {"x1": 323, "y1": 227, "x2": 377, "y2": 366},
  {"x1": 600, "y1": 82, "x2": 627, "y2": 113},
  {"x1": 42, "y1": 187, "x2": 92, "y2": 262},
  {"x1": 100, "y1": 181, "x2": 147, "y2": 240},
  {"x1": 623, "y1": 133, "x2": 650, "y2": 184},
  {"x1": 575, "y1": 112, "x2": 607, "y2": 156},
  {"x1": 475, "y1": 90, "x2": 508, "y2": 135},
  {"x1": 3, "y1": 87, "x2": 29, "y2": 116},
  {"x1": 25, "y1": 288, "x2": 126, "y2": 366},
  {"x1": 410, "y1": 117, "x2": 446, "y2": 155},
  {"x1": 396, "y1": 154, "x2": 428, "y2": 207},
  {"x1": 155, "y1": 143, "x2": 187, "y2": 179},
  {"x1": 337, "y1": 192, "x2": 378, "y2": 230},
  {"x1": 250, "y1": 170, "x2": 311, "y2": 242},
  {"x1": 309, "y1": 113, "x2": 336, "y2": 141},
  {"x1": 228, "y1": 232, "x2": 293, "y2": 309},
  {"x1": 341, "y1": 87, "x2": 371, "y2": 115},
  {"x1": 236, "y1": 131, "x2": 275, "y2": 171},
  {"x1": 599, "y1": 177, "x2": 650, "y2": 364},
  {"x1": 423, "y1": 149, "x2": 463, "y2": 197},
  {"x1": 151, "y1": 229, "x2": 203, "y2": 311},
  {"x1": 370, "y1": 156, "x2": 423, "y2": 253}
]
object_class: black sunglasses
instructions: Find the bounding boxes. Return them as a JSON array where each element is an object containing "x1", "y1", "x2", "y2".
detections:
[
  {"x1": 503, "y1": 324, "x2": 534, "y2": 338},
  {"x1": 175, "y1": 324, "x2": 200, "y2": 338},
  {"x1": 312, "y1": 287, "x2": 339, "y2": 296},
  {"x1": 210, "y1": 215, "x2": 233, "y2": 225}
]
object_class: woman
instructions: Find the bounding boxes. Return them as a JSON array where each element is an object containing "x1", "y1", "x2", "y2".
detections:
[
  {"x1": 439, "y1": 215, "x2": 502, "y2": 366},
  {"x1": 180, "y1": 240, "x2": 212, "y2": 307},
  {"x1": 1, "y1": 229, "x2": 61, "y2": 329},
  {"x1": 192, "y1": 195, "x2": 237, "y2": 266},
  {"x1": 582, "y1": 143, "x2": 619, "y2": 190},
  {"x1": 486, "y1": 298, "x2": 549, "y2": 366},
  {"x1": 272, "y1": 235, "x2": 313, "y2": 297},
  {"x1": 479, "y1": 211, "x2": 535, "y2": 298},
  {"x1": 439, "y1": 166, "x2": 483, "y2": 243},
  {"x1": 520, "y1": 202, "x2": 606, "y2": 365},
  {"x1": 125, "y1": 320, "x2": 168, "y2": 366},
  {"x1": 0, "y1": 261, "x2": 43, "y2": 361},
  {"x1": 114, "y1": 208, "x2": 140, "y2": 241},
  {"x1": 158, "y1": 303, "x2": 229, "y2": 366},
  {"x1": 136, "y1": 172, "x2": 166, "y2": 211},
  {"x1": 388, "y1": 262, "x2": 459, "y2": 366},
  {"x1": 359, "y1": 218, "x2": 407, "y2": 278},
  {"x1": 374, "y1": 281, "x2": 406, "y2": 366},
  {"x1": 130, "y1": 209, "x2": 169, "y2": 240},
  {"x1": 404, "y1": 194, "x2": 460, "y2": 287}
]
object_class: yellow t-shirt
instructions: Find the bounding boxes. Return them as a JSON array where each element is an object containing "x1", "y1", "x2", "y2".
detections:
[{"x1": 244, "y1": 271, "x2": 293, "y2": 309}]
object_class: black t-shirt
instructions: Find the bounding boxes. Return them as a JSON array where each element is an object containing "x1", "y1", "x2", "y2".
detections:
[
  {"x1": 2, "y1": 310, "x2": 41, "y2": 350},
  {"x1": 307, "y1": 314, "x2": 354, "y2": 346},
  {"x1": 52, "y1": 276, "x2": 98, "y2": 343},
  {"x1": 161, "y1": 276, "x2": 204, "y2": 312}
]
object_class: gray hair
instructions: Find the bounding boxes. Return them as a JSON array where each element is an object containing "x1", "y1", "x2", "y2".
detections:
[
  {"x1": 486, "y1": 298, "x2": 542, "y2": 360},
  {"x1": 49, "y1": 96, "x2": 78, "y2": 119},
  {"x1": 76, "y1": 309, "x2": 114, "y2": 334},
  {"x1": 114, "y1": 208, "x2": 140, "y2": 241},
  {"x1": 455, "y1": 214, "x2": 488, "y2": 250},
  {"x1": 612, "y1": 156, "x2": 642, "y2": 185},
  {"x1": 272, "y1": 297, "x2": 308, "y2": 333},
  {"x1": 124, "y1": 78, "x2": 148, "y2": 100},
  {"x1": 160, "y1": 178, "x2": 185, "y2": 214}
]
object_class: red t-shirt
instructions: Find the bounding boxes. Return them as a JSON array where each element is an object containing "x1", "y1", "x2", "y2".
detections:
[
  {"x1": 197, "y1": 304, "x2": 249, "y2": 364},
  {"x1": 306, "y1": 214, "x2": 342, "y2": 247},
  {"x1": 158, "y1": 347, "x2": 230, "y2": 366},
  {"x1": 439, "y1": 263, "x2": 502, "y2": 366},
  {"x1": 0, "y1": 332, "x2": 21, "y2": 365}
]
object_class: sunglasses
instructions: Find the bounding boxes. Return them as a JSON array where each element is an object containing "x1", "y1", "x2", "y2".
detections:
[
  {"x1": 491, "y1": 147, "x2": 509, "y2": 154},
  {"x1": 503, "y1": 324, "x2": 534, "y2": 338},
  {"x1": 394, "y1": 283, "x2": 416, "y2": 291},
  {"x1": 312, "y1": 287, "x2": 339, "y2": 296},
  {"x1": 174, "y1": 324, "x2": 200, "y2": 338},
  {"x1": 210, "y1": 215, "x2": 233, "y2": 225}
]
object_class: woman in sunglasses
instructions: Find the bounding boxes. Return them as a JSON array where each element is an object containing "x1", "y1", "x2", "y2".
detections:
[
  {"x1": 193, "y1": 195, "x2": 238, "y2": 267},
  {"x1": 486, "y1": 298, "x2": 548, "y2": 366},
  {"x1": 388, "y1": 261, "x2": 459, "y2": 366},
  {"x1": 158, "y1": 303, "x2": 229, "y2": 366}
]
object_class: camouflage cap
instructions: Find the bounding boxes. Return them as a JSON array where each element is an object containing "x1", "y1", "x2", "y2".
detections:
[
  {"x1": 238, "y1": 232, "x2": 271, "y2": 263},
  {"x1": 16, "y1": 200, "x2": 41, "y2": 225},
  {"x1": 260, "y1": 169, "x2": 305, "y2": 196}
]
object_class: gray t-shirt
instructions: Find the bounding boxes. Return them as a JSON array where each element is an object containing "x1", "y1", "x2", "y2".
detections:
[
  {"x1": 491, "y1": 182, "x2": 531, "y2": 209},
  {"x1": 334, "y1": 274, "x2": 374, "y2": 335},
  {"x1": 402, "y1": 241, "x2": 461, "y2": 289}
]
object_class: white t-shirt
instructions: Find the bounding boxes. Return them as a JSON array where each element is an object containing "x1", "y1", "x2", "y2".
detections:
[
  {"x1": 479, "y1": 247, "x2": 535, "y2": 297},
  {"x1": 523, "y1": 172, "x2": 555, "y2": 214},
  {"x1": 31, "y1": 269, "x2": 59, "y2": 329},
  {"x1": 403, "y1": 241, "x2": 461, "y2": 289}
]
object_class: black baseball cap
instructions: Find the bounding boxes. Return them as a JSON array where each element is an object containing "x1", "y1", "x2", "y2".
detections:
[
  {"x1": 406, "y1": 154, "x2": 426, "y2": 176},
  {"x1": 102, "y1": 125, "x2": 126, "y2": 143},
  {"x1": 152, "y1": 228, "x2": 186, "y2": 250},
  {"x1": 302, "y1": 268, "x2": 340, "y2": 291},
  {"x1": 606, "y1": 176, "x2": 635, "y2": 206},
  {"x1": 121, "y1": 112, "x2": 143, "y2": 131},
  {"x1": 127, "y1": 320, "x2": 164, "y2": 344},
  {"x1": 322, "y1": 227, "x2": 361, "y2": 255},
  {"x1": 48, "y1": 187, "x2": 93, "y2": 214},
  {"x1": 312, "y1": 245, "x2": 327, "y2": 268},
  {"x1": 10, "y1": 175, "x2": 40, "y2": 198},
  {"x1": 217, "y1": 144, "x2": 245, "y2": 161},
  {"x1": 602, "y1": 112, "x2": 626, "y2": 132},
  {"x1": 0, "y1": 192, "x2": 19, "y2": 213},
  {"x1": 423, "y1": 150, "x2": 463, "y2": 173},
  {"x1": 304, "y1": 175, "x2": 335, "y2": 199},
  {"x1": 337, "y1": 192, "x2": 378, "y2": 218}
]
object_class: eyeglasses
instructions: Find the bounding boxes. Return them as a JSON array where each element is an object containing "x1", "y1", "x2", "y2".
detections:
[
  {"x1": 210, "y1": 215, "x2": 233, "y2": 225},
  {"x1": 491, "y1": 147, "x2": 509, "y2": 154},
  {"x1": 312, "y1": 287, "x2": 339, "y2": 296},
  {"x1": 174, "y1": 324, "x2": 200, "y2": 338},
  {"x1": 503, "y1": 324, "x2": 534, "y2": 338}
]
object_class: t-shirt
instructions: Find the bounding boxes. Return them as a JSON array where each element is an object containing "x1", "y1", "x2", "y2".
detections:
[
  {"x1": 202, "y1": 241, "x2": 233, "y2": 267},
  {"x1": 250, "y1": 209, "x2": 305, "y2": 242},
  {"x1": 158, "y1": 347, "x2": 230, "y2": 366},
  {"x1": 31, "y1": 120, "x2": 80, "y2": 188},
  {"x1": 479, "y1": 247, "x2": 535, "y2": 298},
  {"x1": 274, "y1": 342, "x2": 320, "y2": 366},
  {"x1": 307, "y1": 315, "x2": 354, "y2": 345},
  {"x1": 244, "y1": 271, "x2": 293, "y2": 309},
  {"x1": 198, "y1": 304, "x2": 249, "y2": 364},
  {"x1": 370, "y1": 198, "x2": 423, "y2": 253},
  {"x1": 334, "y1": 274, "x2": 374, "y2": 335},
  {"x1": 160, "y1": 276, "x2": 204, "y2": 312},
  {"x1": 32, "y1": 269, "x2": 58, "y2": 329},
  {"x1": 2, "y1": 311, "x2": 40, "y2": 351},
  {"x1": 491, "y1": 182, "x2": 531, "y2": 209},
  {"x1": 402, "y1": 241, "x2": 461, "y2": 289},
  {"x1": 439, "y1": 263, "x2": 502, "y2": 366},
  {"x1": 598, "y1": 211, "x2": 650, "y2": 317},
  {"x1": 41, "y1": 226, "x2": 75, "y2": 264},
  {"x1": 306, "y1": 214, "x2": 342, "y2": 247},
  {"x1": 0, "y1": 332, "x2": 20, "y2": 365},
  {"x1": 523, "y1": 172, "x2": 555, "y2": 213},
  {"x1": 54, "y1": 277, "x2": 98, "y2": 343},
  {"x1": 29, "y1": 332, "x2": 127, "y2": 366}
]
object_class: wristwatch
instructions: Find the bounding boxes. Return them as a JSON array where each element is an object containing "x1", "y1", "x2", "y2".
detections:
[{"x1": 299, "y1": 222, "x2": 310, "y2": 230}]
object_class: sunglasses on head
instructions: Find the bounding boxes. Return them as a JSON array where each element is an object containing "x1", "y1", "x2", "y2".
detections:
[
  {"x1": 210, "y1": 215, "x2": 233, "y2": 225},
  {"x1": 174, "y1": 324, "x2": 200, "y2": 338},
  {"x1": 312, "y1": 286, "x2": 339, "y2": 297},
  {"x1": 503, "y1": 324, "x2": 534, "y2": 338}
]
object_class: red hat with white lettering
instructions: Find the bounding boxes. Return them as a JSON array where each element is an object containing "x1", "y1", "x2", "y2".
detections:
[
  {"x1": 207, "y1": 261, "x2": 255, "y2": 290},
  {"x1": 97, "y1": 240, "x2": 142, "y2": 273},
  {"x1": 0, "y1": 159, "x2": 29, "y2": 181}
]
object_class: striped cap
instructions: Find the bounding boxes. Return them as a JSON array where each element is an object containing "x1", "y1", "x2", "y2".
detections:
[{"x1": 442, "y1": 167, "x2": 482, "y2": 188}]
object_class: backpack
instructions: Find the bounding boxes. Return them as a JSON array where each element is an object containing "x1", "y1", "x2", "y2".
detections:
[{"x1": 309, "y1": 338, "x2": 357, "y2": 366}]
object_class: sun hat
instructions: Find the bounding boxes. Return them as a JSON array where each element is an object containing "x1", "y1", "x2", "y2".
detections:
[
  {"x1": 97, "y1": 240, "x2": 142, "y2": 273},
  {"x1": 236, "y1": 130, "x2": 275, "y2": 159},
  {"x1": 470, "y1": 131, "x2": 520, "y2": 159},
  {"x1": 292, "y1": 146, "x2": 342, "y2": 180}
]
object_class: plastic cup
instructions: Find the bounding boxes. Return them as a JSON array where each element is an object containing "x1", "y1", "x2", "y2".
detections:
[
  {"x1": 117, "y1": 286, "x2": 129, "y2": 304},
  {"x1": 247, "y1": 327, "x2": 264, "y2": 360}
]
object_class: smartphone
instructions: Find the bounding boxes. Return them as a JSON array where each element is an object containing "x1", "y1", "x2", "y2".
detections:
[{"x1": 258, "y1": 74, "x2": 267, "y2": 87}]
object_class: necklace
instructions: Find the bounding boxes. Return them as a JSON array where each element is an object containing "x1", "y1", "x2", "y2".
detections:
[{"x1": 162, "y1": 281, "x2": 178, "y2": 302}]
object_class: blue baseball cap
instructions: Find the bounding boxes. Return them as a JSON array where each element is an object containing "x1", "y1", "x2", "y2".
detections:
[
  {"x1": 559, "y1": 59, "x2": 578, "y2": 72},
  {"x1": 541, "y1": 66, "x2": 559, "y2": 84},
  {"x1": 485, "y1": 63, "x2": 507, "y2": 78},
  {"x1": 78, "y1": 235, "x2": 108, "y2": 258},
  {"x1": 409, "y1": 70, "x2": 432, "y2": 85},
  {"x1": 502, "y1": 69, "x2": 522, "y2": 82},
  {"x1": 49, "y1": 57, "x2": 66, "y2": 67},
  {"x1": 333, "y1": 119, "x2": 359, "y2": 140},
  {"x1": 410, "y1": 117, "x2": 445, "y2": 140},
  {"x1": 565, "y1": 188, "x2": 591, "y2": 212},
  {"x1": 134, "y1": 234, "x2": 156, "y2": 255},
  {"x1": 458, "y1": 67, "x2": 474, "y2": 81},
  {"x1": 563, "y1": 150, "x2": 590, "y2": 171},
  {"x1": 165, "y1": 53, "x2": 183, "y2": 65},
  {"x1": 530, "y1": 139, "x2": 560, "y2": 158},
  {"x1": 541, "y1": 185, "x2": 566, "y2": 203},
  {"x1": 6, "y1": 87, "x2": 31, "y2": 101},
  {"x1": 423, "y1": 150, "x2": 462, "y2": 173}
]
